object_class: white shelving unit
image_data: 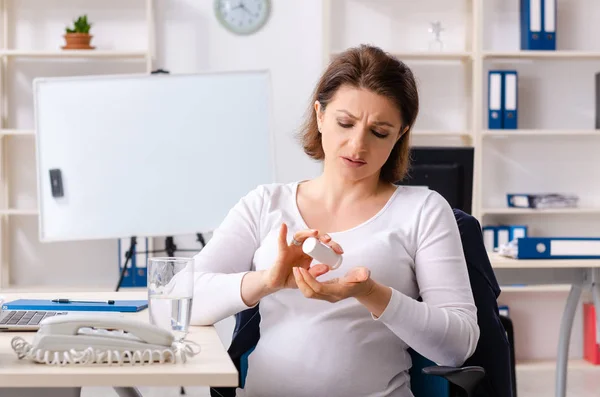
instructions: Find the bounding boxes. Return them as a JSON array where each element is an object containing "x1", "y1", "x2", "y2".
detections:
[
  {"x1": 0, "y1": 0, "x2": 155, "y2": 288},
  {"x1": 324, "y1": 0, "x2": 600, "y2": 387}
]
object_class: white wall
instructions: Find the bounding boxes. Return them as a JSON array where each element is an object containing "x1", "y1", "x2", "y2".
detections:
[{"x1": 6, "y1": 0, "x2": 324, "y2": 288}]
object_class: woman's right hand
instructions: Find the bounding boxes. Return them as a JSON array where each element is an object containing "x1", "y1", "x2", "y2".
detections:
[{"x1": 261, "y1": 223, "x2": 343, "y2": 291}]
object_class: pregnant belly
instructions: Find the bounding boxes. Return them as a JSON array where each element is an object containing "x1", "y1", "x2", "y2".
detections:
[{"x1": 240, "y1": 321, "x2": 411, "y2": 397}]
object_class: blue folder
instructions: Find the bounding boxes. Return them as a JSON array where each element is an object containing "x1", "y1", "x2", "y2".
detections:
[
  {"x1": 488, "y1": 70, "x2": 503, "y2": 129},
  {"x1": 508, "y1": 225, "x2": 528, "y2": 242},
  {"x1": 542, "y1": 0, "x2": 556, "y2": 50},
  {"x1": 1, "y1": 299, "x2": 148, "y2": 312},
  {"x1": 515, "y1": 237, "x2": 600, "y2": 259},
  {"x1": 502, "y1": 71, "x2": 518, "y2": 129},
  {"x1": 520, "y1": 0, "x2": 543, "y2": 50}
]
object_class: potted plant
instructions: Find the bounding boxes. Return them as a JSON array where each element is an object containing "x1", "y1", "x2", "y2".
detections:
[{"x1": 62, "y1": 15, "x2": 94, "y2": 50}]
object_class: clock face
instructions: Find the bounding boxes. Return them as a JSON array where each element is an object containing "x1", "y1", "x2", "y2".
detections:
[{"x1": 214, "y1": 0, "x2": 271, "y2": 35}]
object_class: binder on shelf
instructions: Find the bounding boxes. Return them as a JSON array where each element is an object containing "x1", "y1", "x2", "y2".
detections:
[
  {"x1": 542, "y1": 0, "x2": 557, "y2": 50},
  {"x1": 496, "y1": 226, "x2": 510, "y2": 248},
  {"x1": 502, "y1": 71, "x2": 518, "y2": 129},
  {"x1": 483, "y1": 226, "x2": 496, "y2": 252},
  {"x1": 507, "y1": 193, "x2": 579, "y2": 209},
  {"x1": 520, "y1": 0, "x2": 543, "y2": 50},
  {"x1": 508, "y1": 225, "x2": 528, "y2": 242},
  {"x1": 117, "y1": 237, "x2": 149, "y2": 287},
  {"x1": 482, "y1": 225, "x2": 528, "y2": 251},
  {"x1": 488, "y1": 70, "x2": 503, "y2": 129},
  {"x1": 514, "y1": 237, "x2": 600, "y2": 259},
  {"x1": 595, "y1": 72, "x2": 600, "y2": 129}
]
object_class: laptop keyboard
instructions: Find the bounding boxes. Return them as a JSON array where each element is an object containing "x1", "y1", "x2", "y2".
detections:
[{"x1": 0, "y1": 310, "x2": 68, "y2": 326}]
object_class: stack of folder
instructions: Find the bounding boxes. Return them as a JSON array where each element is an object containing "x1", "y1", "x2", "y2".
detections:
[
  {"x1": 520, "y1": 0, "x2": 556, "y2": 50},
  {"x1": 488, "y1": 70, "x2": 518, "y2": 130},
  {"x1": 483, "y1": 225, "x2": 528, "y2": 252},
  {"x1": 506, "y1": 193, "x2": 579, "y2": 209}
]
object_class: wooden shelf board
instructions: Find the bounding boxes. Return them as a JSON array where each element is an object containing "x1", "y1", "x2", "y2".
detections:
[
  {"x1": 0, "y1": 209, "x2": 39, "y2": 216},
  {"x1": 0, "y1": 285, "x2": 146, "y2": 293},
  {"x1": 500, "y1": 284, "x2": 572, "y2": 292},
  {"x1": 1, "y1": 49, "x2": 148, "y2": 58},
  {"x1": 489, "y1": 253, "x2": 600, "y2": 269},
  {"x1": 0, "y1": 129, "x2": 35, "y2": 136}
]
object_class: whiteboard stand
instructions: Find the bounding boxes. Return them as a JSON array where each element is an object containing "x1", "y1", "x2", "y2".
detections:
[{"x1": 115, "y1": 234, "x2": 206, "y2": 292}]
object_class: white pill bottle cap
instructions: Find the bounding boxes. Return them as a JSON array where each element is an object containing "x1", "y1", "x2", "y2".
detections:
[{"x1": 302, "y1": 237, "x2": 343, "y2": 270}]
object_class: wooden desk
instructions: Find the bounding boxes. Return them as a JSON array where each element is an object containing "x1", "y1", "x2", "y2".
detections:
[
  {"x1": 0, "y1": 291, "x2": 238, "y2": 389},
  {"x1": 490, "y1": 252, "x2": 600, "y2": 269},
  {"x1": 489, "y1": 253, "x2": 600, "y2": 397}
]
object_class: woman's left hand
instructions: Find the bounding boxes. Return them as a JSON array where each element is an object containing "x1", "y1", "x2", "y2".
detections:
[{"x1": 292, "y1": 266, "x2": 375, "y2": 303}]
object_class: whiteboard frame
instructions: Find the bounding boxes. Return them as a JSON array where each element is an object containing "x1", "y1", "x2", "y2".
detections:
[{"x1": 33, "y1": 70, "x2": 277, "y2": 242}]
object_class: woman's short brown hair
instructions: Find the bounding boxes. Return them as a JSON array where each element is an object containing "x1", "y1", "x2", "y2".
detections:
[{"x1": 299, "y1": 44, "x2": 419, "y2": 183}]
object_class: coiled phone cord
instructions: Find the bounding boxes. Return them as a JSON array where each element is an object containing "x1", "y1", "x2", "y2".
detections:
[{"x1": 10, "y1": 336, "x2": 201, "y2": 366}]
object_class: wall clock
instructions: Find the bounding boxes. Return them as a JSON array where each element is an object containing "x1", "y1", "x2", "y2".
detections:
[{"x1": 214, "y1": 0, "x2": 271, "y2": 35}]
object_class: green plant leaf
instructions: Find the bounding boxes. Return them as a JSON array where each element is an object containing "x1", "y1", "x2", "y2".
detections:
[{"x1": 67, "y1": 14, "x2": 92, "y2": 33}]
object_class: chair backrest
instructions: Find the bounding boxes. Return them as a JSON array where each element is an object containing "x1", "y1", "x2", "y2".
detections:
[
  {"x1": 451, "y1": 209, "x2": 514, "y2": 397},
  {"x1": 210, "y1": 209, "x2": 514, "y2": 397}
]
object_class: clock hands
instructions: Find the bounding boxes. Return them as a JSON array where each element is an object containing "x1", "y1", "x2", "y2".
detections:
[{"x1": 235, "y1": 0, "x2": 259, "y2": 18}]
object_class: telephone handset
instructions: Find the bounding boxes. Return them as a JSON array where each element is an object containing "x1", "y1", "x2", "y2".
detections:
[{"x1": 11, "y1": 314, "x2": 200, "y2": 366}]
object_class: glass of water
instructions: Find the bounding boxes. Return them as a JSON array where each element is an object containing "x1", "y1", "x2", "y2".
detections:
[{"x1": 147, "y1": 257, "x2": 194, "y2": 341}]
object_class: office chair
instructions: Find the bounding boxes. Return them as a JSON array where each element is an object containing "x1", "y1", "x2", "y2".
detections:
[
  {"x1": 210, "y1": 209, "x2": 514, "y2": 397},
  {"x1": 500, "y1": 314, "x2": 517, "y2": 397}
]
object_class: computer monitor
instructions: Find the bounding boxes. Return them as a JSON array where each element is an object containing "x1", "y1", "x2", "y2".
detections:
[{"x1": 396, "y1": 147, "x2": 474, "y2": 214}]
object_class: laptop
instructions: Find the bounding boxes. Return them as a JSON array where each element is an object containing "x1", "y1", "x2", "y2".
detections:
[{"x1": 0, "y1": 309, "x2": 124, "y2": 331}]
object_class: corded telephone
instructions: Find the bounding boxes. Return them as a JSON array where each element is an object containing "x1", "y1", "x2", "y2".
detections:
[{"x1": 11, "y1": 314, "x2": 200, "y2": 366}]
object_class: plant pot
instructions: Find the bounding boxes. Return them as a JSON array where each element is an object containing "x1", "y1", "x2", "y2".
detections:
[{"x1": 62, "y1": 33, "x2": 94, "y2": 50}]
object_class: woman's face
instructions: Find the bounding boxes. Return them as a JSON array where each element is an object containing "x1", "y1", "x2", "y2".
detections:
[{"x1": 316, "y1": 84, "x2": 404, "y2": 183}]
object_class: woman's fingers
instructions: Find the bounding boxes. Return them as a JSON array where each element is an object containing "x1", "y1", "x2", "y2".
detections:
[
  {"x1": 318, "y1": 234, "x2": 344, "y2": 254},
  {"x1": 293, "y1": 267, "x2": 316, "y2": 297},
  {"x1": 290, "y1": 229, "x2": 319, "y2": 247},
  {"x1": 298, "y1": 268, "x2": 325, "y2": 293},
  {"x1": 277, "y1": 223, "x2": 289, "y2": 251},
  {"x1": 308, "y1": 264, "x2": 330, "y2": 278}
]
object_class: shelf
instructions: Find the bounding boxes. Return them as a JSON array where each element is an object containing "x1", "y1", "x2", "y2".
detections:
[
  {"x1": 483, "y1": 50, "x2": 600, "y2": 60},
  {"x1": 490, "y1": 253, "x2": 600, "y2": 269},
  {"x1": 482, "y1": 207, "x2": 600, "y2": 215},
  {"x1": 516, "y1": 359, "x2": 600, "y2": 372},
  {"x1": 500, "y1": 284, "x2": 572, "y2": 292},
  {"x1": 1, "y1": 50, "x2": 148, "y2": 59},
  {"x1": 330, "y1": 51, "x2": 472, "y2": 62},
  {"x1": 0, "y1": 285, "x2": 146, "y2": 293},
  {"x1": 0, "y1": 129, "x2": 34, "y2": 136},
  {"x1": 483, "y1": 129, "x2": 600, "y2": 137},
  {"x1": 0, "y1": 209, "x2": 38, "y2": 216}
]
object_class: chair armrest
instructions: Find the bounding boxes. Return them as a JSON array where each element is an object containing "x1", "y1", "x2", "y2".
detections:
[{"x1": 422, "y1": 365, "x2": 486, "y2": 396}]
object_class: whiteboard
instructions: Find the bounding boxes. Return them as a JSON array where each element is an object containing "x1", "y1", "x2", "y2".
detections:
[{"x1": 34, "y1": 71, "x2": 275, "y2": 242}]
